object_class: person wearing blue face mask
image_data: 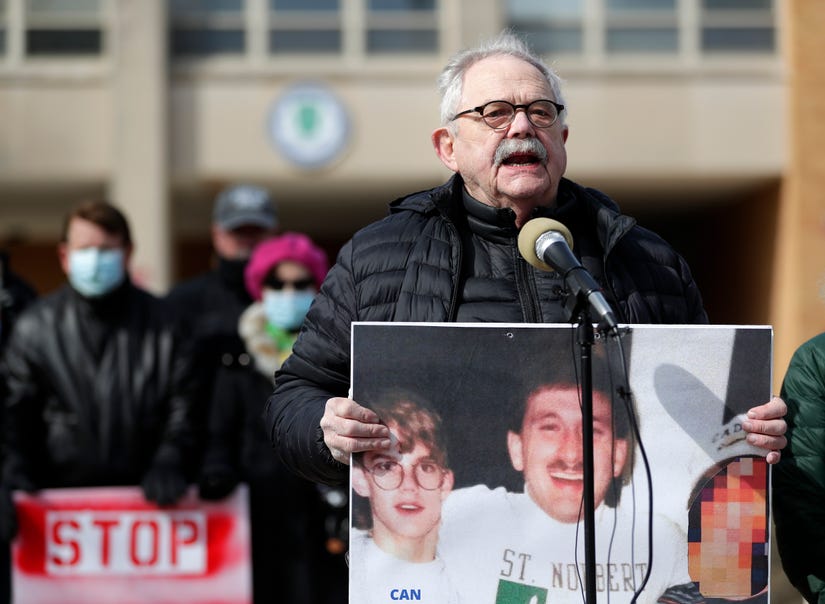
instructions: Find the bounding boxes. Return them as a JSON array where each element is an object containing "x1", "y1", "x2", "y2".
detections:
[
  {"x1": 198, "y1": 232, "x2": 344, "y2": 604},
  {"x1": 0, "y1": 200, "x2": 198, "y2": 546},
  {"x1": 65, "y1": 246, "x2": 126, "y2": 297}
]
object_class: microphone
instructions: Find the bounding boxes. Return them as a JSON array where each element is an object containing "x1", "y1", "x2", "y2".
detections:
[{"x1": 518, "y1": 217, "x2": 619, "y2": 334}]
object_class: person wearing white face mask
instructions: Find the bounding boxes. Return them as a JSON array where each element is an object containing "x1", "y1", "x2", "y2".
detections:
[
  {"x1": 241, "y1": 232, "x2": 329, "y2": 374},
  {"x1": 198, "y1": 232, "x2": 342, "y2": 604},
  {"x1": 0, "y1": 200, "x2": 199, "y2": 546}
]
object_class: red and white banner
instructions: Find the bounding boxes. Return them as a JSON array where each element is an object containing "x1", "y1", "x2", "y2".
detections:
[{"x1": 12, "y1": 486, "x2": 251, "y2": 604}]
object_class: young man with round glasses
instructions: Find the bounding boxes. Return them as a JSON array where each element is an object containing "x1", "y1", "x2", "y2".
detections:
[{"x1": 349, "y1": 395, "x2": 459, "y2": 604}]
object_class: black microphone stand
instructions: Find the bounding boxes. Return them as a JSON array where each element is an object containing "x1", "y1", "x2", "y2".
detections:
[
  {"x1": 576, "y1": 311, "x2": 598, "y2": 604},
  {"x1": 562, "y1": 290, "x2": 598, "y2": 604}
]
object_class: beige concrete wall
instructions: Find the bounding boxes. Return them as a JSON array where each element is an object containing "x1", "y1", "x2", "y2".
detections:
[
  {"x1": 109, "y1": 0, "x2": 170, "y2": 292},
  {"x1": 773, "y1": 0, "x2": 825, "y2": 380},
  {"x1": 0, "y1": 82, "x2": 111, "y2": 183}
]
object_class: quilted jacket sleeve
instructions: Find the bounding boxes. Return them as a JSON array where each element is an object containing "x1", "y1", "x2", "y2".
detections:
[
  {"x1": 773, "y1": 333, "x2": 825, "y2": 604},
  {"x1": 264, "y1": 239, "x2": 358, "y2": 486}
]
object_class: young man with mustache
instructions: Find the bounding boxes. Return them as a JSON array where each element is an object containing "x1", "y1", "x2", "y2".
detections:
[{"x1": 436, "y1": 374, "x2": 697, "y2": 604}]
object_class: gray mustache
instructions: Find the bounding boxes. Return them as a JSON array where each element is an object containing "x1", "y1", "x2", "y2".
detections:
[{"x1": 494, "y1": 138, "x2": 548, "y2": 166}]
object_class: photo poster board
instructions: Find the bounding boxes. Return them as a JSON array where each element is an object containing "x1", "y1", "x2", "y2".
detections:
[
  {"x1": 349, "y1": 323, "x2": 772, "y2": 604},
  {"x1": 11, "y1": 485, "x2": 252, "y2": 604}
]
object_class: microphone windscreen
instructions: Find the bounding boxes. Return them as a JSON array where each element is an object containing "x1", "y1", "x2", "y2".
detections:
[{"x1": 517, "y1": 217, "x2": 574, "y2": 272}]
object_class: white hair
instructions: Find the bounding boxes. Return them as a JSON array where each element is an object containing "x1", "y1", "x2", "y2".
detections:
[{"x1": 437, "y1": 30, "x2": 567, "y2": 130}]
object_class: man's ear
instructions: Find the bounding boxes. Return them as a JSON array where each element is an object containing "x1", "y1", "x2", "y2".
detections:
[
  {"x1": 431, "y1": 127, "x2": 458, "y2": 172},
  {"x1": 122, "y1": 244, "x2": 134, "y2": 268},
  {"x1": 507, "y1": 430, "x2": 525, "y2": 472},
  {"x1": 352, "y1": 464, "x2": 372, "y2": 499},
  {"x1": 440, "y1": 470, "x2": 455, "y2": 501},
  {"x1": 57, "y1": 243, "x2": 69, "y2": 275}
]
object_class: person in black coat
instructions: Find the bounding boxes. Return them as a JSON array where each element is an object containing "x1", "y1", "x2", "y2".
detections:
[
  {"x1": 0, "y1": 200, "x2": 197, "y2": 537},
  {"x1": 265, "y1": 31, "x2": 787, "y2": 489},
  {"x1": 199, "y1": 233, "x2": 346, "y2": 604},
  {"x1": 0, "y1": 252, "x2": 37, "y2": 604},
  {"x1": 165, "y1": 184, "x2": 279, "y2": 468}
]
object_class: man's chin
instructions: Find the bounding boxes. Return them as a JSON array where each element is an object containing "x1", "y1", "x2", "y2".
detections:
[
  {"x1": 498, "y1": 180, "x2": 555, "y2": 207},
  {"x1": 544, "y1": 507, "x2": 582, "y2": 524}
]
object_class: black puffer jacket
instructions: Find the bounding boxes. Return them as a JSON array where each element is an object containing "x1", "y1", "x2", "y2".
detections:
[
  {"x1": 1, "y1": 281, "x2": 197, "y2": 489},
  {"x1": 267, "y1": 175, "x2": 708, "y2": 485}
]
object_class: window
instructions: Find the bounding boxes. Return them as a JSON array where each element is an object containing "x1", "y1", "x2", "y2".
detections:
[
  {"x1": 505, "y1": 0, "x2": 777, "y2": 63},
  {"x1": 606, "y1": 0, "x2": 677, "y2": 54},
  {"x1": 0, "y1": 0, "x2": 6, "y2": 56},
  {"x1": 168, "y1": 0, "x2": 444, "y2": 62},
  {"x1": 701, "y1": 0, "x2": 774, "y2": 53},
  {"x1": 170, "y1": 0, "x2": 245, "y2": 57},
  {"x1": 25, "y1": 0, "x2": 103, "y2": 56},
  {"x1": 268, "y1": 0, "x2": 341, "y2": 54},
  {"x1": 507, "y1": 0, "x2": 582, "y2": 54},
  {"x1": 366, "y1": 0, "x2": 438, "y2": 54}
]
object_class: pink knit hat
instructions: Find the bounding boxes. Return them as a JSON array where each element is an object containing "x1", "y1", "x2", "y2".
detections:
[{"x1": 244, "y1": 232, "x2": 329, "y2": 301}]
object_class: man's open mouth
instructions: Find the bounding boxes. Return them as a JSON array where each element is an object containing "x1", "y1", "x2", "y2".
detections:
[{"x1": 502, "y1": 152, "x2": 541, "y2": 166}]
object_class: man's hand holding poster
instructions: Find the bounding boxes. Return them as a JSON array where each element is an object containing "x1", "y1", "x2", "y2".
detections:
[{"x1": 349, "y1": 323, "x2": 771, "y2": 604}]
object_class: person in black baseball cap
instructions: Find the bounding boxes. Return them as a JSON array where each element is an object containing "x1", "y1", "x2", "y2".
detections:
[
  {"x1": 212, "y1": 184, "x2": 279, "y2": 258},
  {"x1": 213, "y1": 184, "x2": 278, "y2": 231},
  {"x1": 165, "y1": 183, "x2": 280, "y2": 480}
]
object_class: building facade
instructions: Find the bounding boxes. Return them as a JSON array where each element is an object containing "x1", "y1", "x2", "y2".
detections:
[{"x1": 0, "y1": 2, "x2": 821, "y2": 597}]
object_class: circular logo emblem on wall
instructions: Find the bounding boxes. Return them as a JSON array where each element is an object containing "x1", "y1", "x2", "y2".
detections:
[{"x1": 267, "y1": 82, "x2": 351, "y2": 169}]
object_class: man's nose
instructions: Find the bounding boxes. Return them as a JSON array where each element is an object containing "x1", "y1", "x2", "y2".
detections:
[
  {"x1": 507, "y1": 108, "x2": 536, "y2": 135},
  {"x1": 558, "y1": 430, "x2": 583, "y2": 465},
  {"x1": 398, "y1": 465, "x2": 418, "y2": 490}
]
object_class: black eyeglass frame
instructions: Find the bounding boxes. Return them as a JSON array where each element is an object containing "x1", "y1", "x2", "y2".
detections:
[
  {"x1": 263, "y1": 276, "x2": 316, "y2": 291},
  {"x1": 451, "y1": 99, "x2": 565, "y2": 130}
]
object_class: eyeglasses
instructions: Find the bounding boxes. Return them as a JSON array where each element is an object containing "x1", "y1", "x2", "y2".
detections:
[
  {"x1": 264, "y1": 276, "x2": 315, "y2": 290},
  {"x1": 451, "y1": 99, "x2": 565, "y2": 130},
  {"x1": 365, "y1": 459, "x2": 447, "y2": 491}
]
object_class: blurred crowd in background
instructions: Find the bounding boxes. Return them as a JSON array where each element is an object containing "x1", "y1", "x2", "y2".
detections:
[{"x1": 0, "y1": 185, "x2": 348, "y2": 604}]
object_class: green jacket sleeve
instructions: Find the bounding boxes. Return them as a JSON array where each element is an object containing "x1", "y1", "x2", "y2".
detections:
[{"x1": 774, "y1": 333, "x2": 825, "y2": 604}]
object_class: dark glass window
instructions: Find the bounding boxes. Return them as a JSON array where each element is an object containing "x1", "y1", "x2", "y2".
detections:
[
  {"x1": 28, "y1": 0, "x2": 99, "y2": 11},
  {"x1": 703, "y1": 0, "x2": 771, "y2": 9},
  {"x1": 702, "y1": 27, "x2": 774, "y2": 52},
  {"x1": 170, "y1": 0, "x2": 245, "y2": 57},
  {"x1": 368, "y1": 0, "x2": 436, "y2": 10},
  {"x1": 701, "y1": 0, "x2": 774, "y2": 53},
  {"x1": 269, "y1": 0, "x2": 341, "y2": 54},
  {"x1": 507, "y1": 0, "x2": 582, "y2": 54},
  {"x1": 171, "y1": 29, "x2": 244, "y2": 56},
  {"x1": 366, "y1": 29, "x2": 437, "y2": 53},
  {"x1": 516, "y1": 26, "x2": 583, "y2": 54},
  {"x1": 26, "y1": 30, "x2": 101, "y2": 55},
  {"x1": 271, "y1": 0, "x2": 339, "y2": 9},
  {"x1": 270, "y1": 30, "x2": 341, "y2": 53},
  {"x1": 608, "y1": 0, "x2": 675, "y2": 9},
  {"x1": 0, "y1": 0, "x2": 5, "y2": 55},
  {"x1": 365, "y1": 0, "x2": 437, "y2": 54},
  {"x1": 607, "y1": 28, "x2": 678, "y2": 52},
  {"x1": 25, "y1": 0, "x2": 102, "y2": 56},
  {"x1": 508, "y1": 0, "x2": 582, "y2": 19},
  {"x1": 170, "y1": 0, "x2": 243, "y2": 13}
]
